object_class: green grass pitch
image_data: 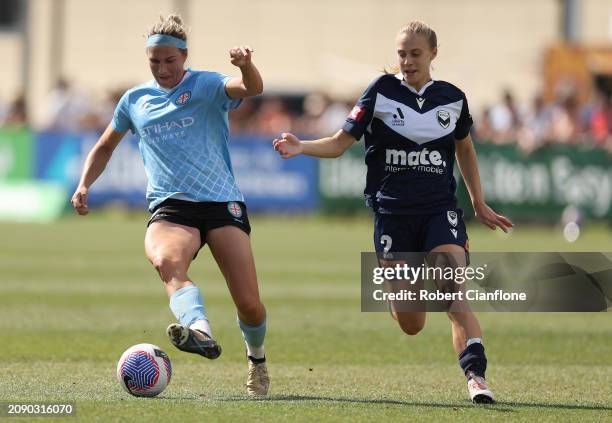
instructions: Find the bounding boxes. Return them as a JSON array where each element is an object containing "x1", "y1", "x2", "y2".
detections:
[{"x1": 1, "y1": 215, "x2": 611, "y2": 422}]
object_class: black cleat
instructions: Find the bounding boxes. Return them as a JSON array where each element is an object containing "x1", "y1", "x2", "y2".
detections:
[{"x1": 166, "y1": 323, "x2": 222, "y2": 360}]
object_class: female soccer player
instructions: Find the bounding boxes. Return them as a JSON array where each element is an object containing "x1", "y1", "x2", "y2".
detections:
[
  {"x1": 273, "y1": 21, "x2": 513, "y2": 403},
  {"x1": 71, "y1": 15, "x2": 269, "y2": 396}
]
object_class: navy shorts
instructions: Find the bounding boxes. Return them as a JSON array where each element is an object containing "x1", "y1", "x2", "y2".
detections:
[{"x1": 374, "y1": 209, "x2": 469, "y2": 254}]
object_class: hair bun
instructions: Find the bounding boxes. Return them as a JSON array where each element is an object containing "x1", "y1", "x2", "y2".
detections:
[{"x1": 167, "y1": 14, "x2": 183, "y2": 25}]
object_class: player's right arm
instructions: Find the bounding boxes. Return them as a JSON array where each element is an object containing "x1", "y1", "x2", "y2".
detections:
[
  {"x1": 274, "y1": 76, "x2": 380, "y2": 159},
  {"x1": 273, "y1": 130, "x2": 356, "y2": 159},
  {"x1": 71, "y1": 124, "x2": 126, "y2": 215}
]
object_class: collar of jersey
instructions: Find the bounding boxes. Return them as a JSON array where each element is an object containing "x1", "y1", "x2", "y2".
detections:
[
  {"x1": 155, "y1": 69, "x2": 192, "y2": 93},
  {"x1": 395, "y1": 73, "x2": 434, "y2": 96}
]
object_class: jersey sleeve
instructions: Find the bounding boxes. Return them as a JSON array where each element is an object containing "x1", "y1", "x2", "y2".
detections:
[
  {"x1": 206, "y1": 72, "x2": 242, "y2": 111},
  {"x1": 341, "y1": 77, "x2": 380, "y2": 141},
  {"x1": 454, "y1": 92, "x2": 473, "y2": 140},
  {"x1": 111, "y1": 91, "x2": 134, "y2": 134}
]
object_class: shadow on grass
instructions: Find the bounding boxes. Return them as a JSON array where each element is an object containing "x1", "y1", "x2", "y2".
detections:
[{"x1": 209, "y1": 394, "x2": 612, "y2": 412}]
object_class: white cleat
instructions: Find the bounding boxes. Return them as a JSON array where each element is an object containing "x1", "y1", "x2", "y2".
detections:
[
  {"x1": 246, "y1": 357, "x2": 269, "y2": 396},
  {"x1": 467, "y1": 372, "x2": 495, "y2": 404}
]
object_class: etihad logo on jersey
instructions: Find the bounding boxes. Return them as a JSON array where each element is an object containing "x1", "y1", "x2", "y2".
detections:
[
  {"x1": 140, "y1": 117, "x2": 195, "y2": 137},
  {"x1": 385, "y1": 148, "x2": 447, "y2": 174}
]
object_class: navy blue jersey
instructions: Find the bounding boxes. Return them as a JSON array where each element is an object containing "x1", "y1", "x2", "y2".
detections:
[{"x1": 342, "y1": 74, "x2": 473, "y2": 215}]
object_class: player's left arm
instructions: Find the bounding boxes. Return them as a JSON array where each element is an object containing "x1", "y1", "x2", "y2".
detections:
[
  {"x1": 225, "y1": 46, "x2": 263, "y2": 99},
  {"x1": 455, "y1": 133, "x2": 514, "y2": 232}
]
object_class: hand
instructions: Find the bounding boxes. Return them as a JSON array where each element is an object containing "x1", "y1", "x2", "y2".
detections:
[
  {"x1": 473, "y1": 201, "x2": 513, "y2": 232},
  {"x1": 273, "y1": 132, "x2": 303, "y2": 158},
  {"x1": 71, "y1": 186, "x2": 90, "y2": 215},
  {"x1": 229, "y1": 45, "x2": 253, "y2": 68}
]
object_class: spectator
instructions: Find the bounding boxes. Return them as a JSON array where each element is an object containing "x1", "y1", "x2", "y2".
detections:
[
  {"x1": 474, "y1": 106, "x2": 494, "y2": 142},
  {"x1": 292, "y1": 92, "x2": 329, "y2": 136},
  {"x1": 2, "y1": 93, "x2": 28, "y2": 128},
  {"x1": 95, "y1": 87, "x2": 127, "y2": 133},
  {"x1": 45, "y1": 77, "x2": 98, "y2": 132},
  {"x1": 252, "y1": 96, "x2": 293, "y2": 135},
  {"x1": 229, "y1": 97, "x2": 258, "y2": 135},
  {"x1": 549, "y1": 93, "x2": 582, "y2": 144},
  {"x1": 589, "y1": 92, "x2": 611, "y2": 149},
  {"x1": 517, "y1": 94, "x2": 553, "y2": 153},
  {"x1": 488, "y1": 89, "x2": 521, "y2": 144}
]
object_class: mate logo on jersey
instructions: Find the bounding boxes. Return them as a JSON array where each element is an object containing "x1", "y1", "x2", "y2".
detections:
[
  {"x1": 385, "y1": 147, "x2": 447, "y2": 174},
  {"x1": 437, "y1": 110, "x2": 451, "y2": 128},
  {"x1": 175, "y1": 91, "x2": 191, "y2": 105},
  {"x1": 348, "y1": 106, "x2": 365, "y2": 122}
]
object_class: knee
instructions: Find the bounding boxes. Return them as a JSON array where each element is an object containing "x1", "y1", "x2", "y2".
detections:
[
  {"x1": 397, "y1": 319, "x2": 425, "y2": 336},
  {"x1": 150, "y1": 254, "x2": 183, "y2": 283}
]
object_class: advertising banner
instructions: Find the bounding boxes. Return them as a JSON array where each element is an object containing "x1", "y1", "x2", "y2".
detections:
[
  {"x1": 0, "y1": 127, "x2": 34, "y2": 181},
  {"x1": 34, "y1": 133, "x2": 318, "y2": 211}
]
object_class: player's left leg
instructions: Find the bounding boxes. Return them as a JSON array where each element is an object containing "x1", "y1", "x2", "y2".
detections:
[
  {"x1": 206, "y1": 225, "x2": 269, "y2": 396},
  {"x1": 429, "y1": 243, "x2": 493, "y2": 404}
]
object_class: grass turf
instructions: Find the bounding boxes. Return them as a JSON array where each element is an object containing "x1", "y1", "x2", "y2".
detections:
[{"x1": 0, "y1": 215, "x2": 610, "y2": 422}]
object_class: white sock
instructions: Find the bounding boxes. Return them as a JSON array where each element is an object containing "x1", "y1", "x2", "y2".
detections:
[
  {"x1": 190, "y1": 319, "x2": 212, "y2": 337},
  {"x1": 246, "y1": 342, "x2": 265, "y2": 359},
  {"x1": 466, "y1": 337, "x2": 482, "y2": 347}
]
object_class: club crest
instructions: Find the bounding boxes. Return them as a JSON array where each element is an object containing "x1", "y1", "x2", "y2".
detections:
[
  {"x1": 437, "y1": 110, "x2": 450, "y2": 128},
  {"x1": 227, "y1": 202, "x2": 243, "y2": 218},
  {"x1": 175, "y1": 91, "x2": 191, "y2": 105},
  {"x1": 447, "y1": 210, "x2": 458, "y2": 227}
]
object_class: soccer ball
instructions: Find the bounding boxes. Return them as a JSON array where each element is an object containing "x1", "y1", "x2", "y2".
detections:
[{"x1": 116, "y1": 343, "x2": 172, "y2": 397}]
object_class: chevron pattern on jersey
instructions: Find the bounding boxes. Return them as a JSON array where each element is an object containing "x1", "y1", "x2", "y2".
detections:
[{"x1": 372, "y1": 92, "x2": 463, "y2": 145}]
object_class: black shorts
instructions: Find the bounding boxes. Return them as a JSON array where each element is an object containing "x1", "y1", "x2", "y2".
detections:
[
  {"x1": 374, "y1": 208, "x2": 469, "y2": 254},
  {"x1": 147, "y1": 199, "x2": 251, "y2": 249}
]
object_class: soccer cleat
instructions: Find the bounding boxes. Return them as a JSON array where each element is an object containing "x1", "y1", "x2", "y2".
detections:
[
  {"x1": 166, "y1": 323, "x2": 222, "y2": 360},
  {"x1": 467, "y1": 372, "x2": 495, "y2": 404},
  {"x1": 246, "y1": 356, "x2": 269, "y2": 396}
]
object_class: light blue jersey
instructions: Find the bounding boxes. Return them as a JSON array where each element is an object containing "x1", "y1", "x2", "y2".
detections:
[{"x1": 112, "y1": 69, "x2": 243, "y2": 211}]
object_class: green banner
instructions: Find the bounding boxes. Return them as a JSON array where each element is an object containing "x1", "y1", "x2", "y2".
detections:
[
  {"x1": 319, "y1": 141, "x2": 612, "y2": 220},
  {"x1": 319, "y1": 143, "x2": 367, "y2": 212},
  {"x1": 0, "y1": 127, "x2": 34, "y2": 181},
  {"x1": 464, "y1": 143, "x2": 612, "y2": 220}
]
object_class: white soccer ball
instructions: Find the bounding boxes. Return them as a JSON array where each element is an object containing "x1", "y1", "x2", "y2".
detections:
[{"x1": 116, "y1": 343, "x2": 172, "y2": 397}]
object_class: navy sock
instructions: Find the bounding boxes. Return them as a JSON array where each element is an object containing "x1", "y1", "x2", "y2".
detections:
[{"x1": 459, "y1": 342, "x2": 488, "y2": 379}]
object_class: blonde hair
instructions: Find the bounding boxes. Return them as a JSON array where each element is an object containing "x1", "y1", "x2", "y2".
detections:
[
  {"x1": 147, "y1": 14, "x2": 188, "y2": 43},
  {"x1": 385, "y1": 21, "x2": 437, "y2": 74},
  {"x1": 398, "y1": 21, "x2": 437, "y2": 50}
]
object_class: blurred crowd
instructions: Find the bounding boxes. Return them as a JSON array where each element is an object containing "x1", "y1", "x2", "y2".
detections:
[
  {"x1": 476, "y1": 85, "x2": 612, "y2": 153},
  {"x1": 1, "y1": 76, "x2": 611, "y2": 153}
]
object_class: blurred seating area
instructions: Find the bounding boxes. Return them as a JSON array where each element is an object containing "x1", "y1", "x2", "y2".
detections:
[
  {"x1": 1, "y1": 77, "x2": 610, "y2": 154},
  {"x1": 476, "y1": 83, "x2": 612, "y2": 153}
]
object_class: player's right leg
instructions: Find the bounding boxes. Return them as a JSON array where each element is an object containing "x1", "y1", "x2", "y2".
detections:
[
  {"x1": 144, "y1": 219, "x2": 221, "y2": 359},
  {"x1": 375, "y1": 213, "x2": 427, "y2": 336}
]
